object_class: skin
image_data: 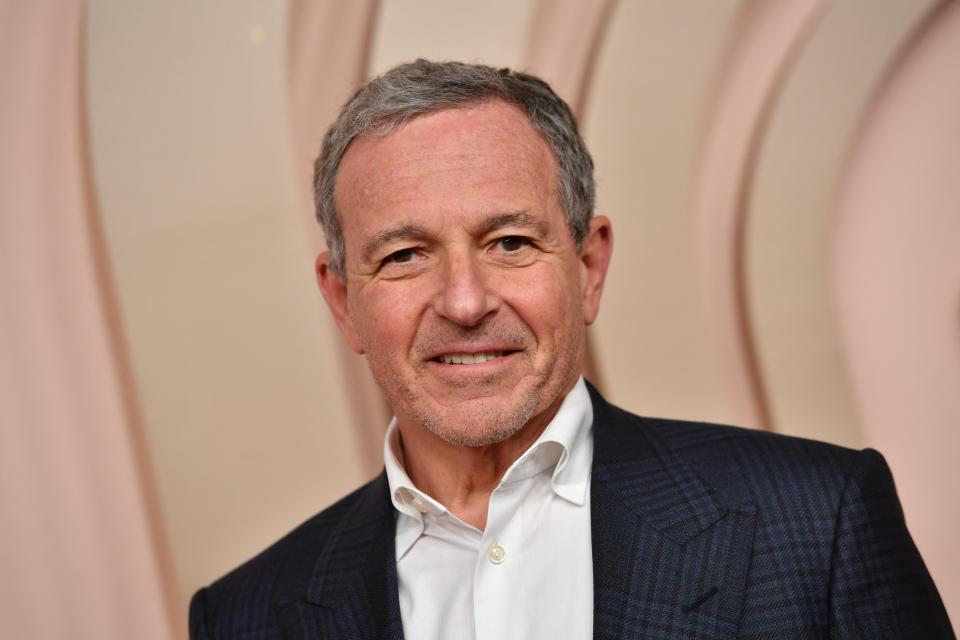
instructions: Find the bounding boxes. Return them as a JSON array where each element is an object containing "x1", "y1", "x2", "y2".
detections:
[{"x1": 317, "y1": 100, "x2": 612, "y2": 529}]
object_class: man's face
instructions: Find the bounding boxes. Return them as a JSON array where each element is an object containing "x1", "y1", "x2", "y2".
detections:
[{"x1": 319, "y1": 100, "x2": 610, "y2": 447}]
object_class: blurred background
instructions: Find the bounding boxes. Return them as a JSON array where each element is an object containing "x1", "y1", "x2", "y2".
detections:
[{"x1": 2, "y1": 0, "x2": 958, "y2": 637}]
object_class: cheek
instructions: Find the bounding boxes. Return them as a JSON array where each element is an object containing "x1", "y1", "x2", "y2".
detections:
[
  {"x1": 499, "y1": 263, "x2": 581, "y2": 333},
  {"x1": 349, "y1": 283, "x2": 424, "y2": 353}
]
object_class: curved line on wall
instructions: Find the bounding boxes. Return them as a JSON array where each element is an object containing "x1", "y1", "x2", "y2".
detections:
[
  {"x1": 524, "y1": 0, "x2": 618, "y2": 393},
  {"x1": 287, "y1": 0, "x2": 388, "y2": 477},
  {"x1": 287, "y1": 0, "x2": 381, "y2": 248},
  {"x1": 78, "y1": 8, "x2": 185, "y2": 635},
  {"x1": 693, "y1": 0, "x2": 824, "y2": 429},
  {"x1": 523, "y1": 0, "x2": 618, "y2": 117},
  {"x1": 743, "y1": 0, "x2": 941, "y2": 447},
  {"x1": 830, "y1": 0, "x2": 959, "y2": 616},
  {"x1": 830, "y1": 0, "x2": 955, "y2": 398}
]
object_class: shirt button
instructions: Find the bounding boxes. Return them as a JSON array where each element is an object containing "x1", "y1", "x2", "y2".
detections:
[
  {"x1": 487, "y1": 543, "x2": 506, "y2": 565},
  {"x1": 411, "y1": 496, "x2": 428, "y2": 513}
]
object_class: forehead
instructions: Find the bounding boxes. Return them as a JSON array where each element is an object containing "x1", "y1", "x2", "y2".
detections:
[{"x1": 333, "y1": 101, "x2": 560, "y2": 237}]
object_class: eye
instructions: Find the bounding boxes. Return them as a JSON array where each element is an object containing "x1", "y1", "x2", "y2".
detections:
[
  {"x1": 385, "y1": 248, "x2": 416, "y2": 264},
  {"x1": 496, "y1": 236, "x2": 529, "y2": 252}
]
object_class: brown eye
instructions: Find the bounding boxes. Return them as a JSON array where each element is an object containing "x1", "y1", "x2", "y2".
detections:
[
  {"x1": 497, "y1": 236, "x2": 528, "y2": 252},
  {"x1": 387, "y1": 248, "x2": 416, "y2": 263}
]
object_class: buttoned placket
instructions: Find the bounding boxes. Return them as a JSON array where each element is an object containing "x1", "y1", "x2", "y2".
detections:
[{"x1": 474, "y1": 453, "x2": 557, "y2": 640}]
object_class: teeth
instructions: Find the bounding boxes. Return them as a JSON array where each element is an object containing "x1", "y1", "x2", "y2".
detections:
[{"x1": 439, "y1": 351, "x2": 504, "y2": 364}]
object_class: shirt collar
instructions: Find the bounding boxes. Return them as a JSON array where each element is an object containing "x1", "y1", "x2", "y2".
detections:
[
  {"x1": 383, "y1": 377, "x2": 594, "y2": 554},
  {"x1": 385, "y1": 376, "x2": 592, "y2": 507},
  {"x1": 384, "y1": 420, "x2": 445, "y2": 516},
  {"x1": 498, "y1": 376, "x2": 593, "y2": 505},
  {"x1": 384, "y1": 418, "x2": 440, "y2": 558}
]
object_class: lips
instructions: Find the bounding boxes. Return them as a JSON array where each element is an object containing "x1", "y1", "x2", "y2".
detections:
[
  {"x1": 434, "y1": 351, "x2": 509, "y2": 364},
  {"x1": 416, "y1": 323, "x2": 529, "y2": 367}
]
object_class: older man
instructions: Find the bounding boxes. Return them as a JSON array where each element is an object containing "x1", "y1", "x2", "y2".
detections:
[{"x1": 190, "y1": 60, "x2": 951, "y2": 639}]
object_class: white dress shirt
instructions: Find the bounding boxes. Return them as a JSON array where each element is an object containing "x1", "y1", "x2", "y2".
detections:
[{"x1": 384, "y1": 377, "x2": 594, "y2": 640}]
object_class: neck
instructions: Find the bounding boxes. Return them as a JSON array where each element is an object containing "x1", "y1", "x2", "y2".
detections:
[{"x1": 396, "y1": 404, "x2": 562, "y2": 530}]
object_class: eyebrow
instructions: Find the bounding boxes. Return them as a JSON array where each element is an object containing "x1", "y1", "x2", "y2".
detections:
[
  {"x1": 475, "y1": 210, "x2": 548, "y2": 237},
  {"x1": 362, "y1": 224, "x2": 428, "y2": 262}
]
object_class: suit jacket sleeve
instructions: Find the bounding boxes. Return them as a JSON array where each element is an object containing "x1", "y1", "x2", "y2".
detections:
[{"x1": 828, "y1": 448, "x2": 953, "y2": 637}]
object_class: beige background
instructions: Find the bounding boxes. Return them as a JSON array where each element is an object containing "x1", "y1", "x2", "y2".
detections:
[{"x1": 2, "y1": 0, "x2": 957, "y2": 637}]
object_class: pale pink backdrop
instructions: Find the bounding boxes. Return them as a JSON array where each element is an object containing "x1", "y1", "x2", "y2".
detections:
[{"x1": 2, "y1": 1, "x2": 956, "y2": 636}]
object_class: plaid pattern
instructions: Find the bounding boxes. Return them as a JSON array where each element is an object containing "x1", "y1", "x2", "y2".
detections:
[{"x1": 190, "y1": 383, "x2": 952, "y2": 639}]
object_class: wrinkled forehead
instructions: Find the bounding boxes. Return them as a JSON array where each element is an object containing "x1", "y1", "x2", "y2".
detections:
[{"x1": 333, "y1": 101, "x2": 561, "y2": 228}]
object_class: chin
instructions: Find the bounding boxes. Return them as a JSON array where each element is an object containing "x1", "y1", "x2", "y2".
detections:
[{"x1": 414, "y1": 389, "x2": 541, "y2": 448}]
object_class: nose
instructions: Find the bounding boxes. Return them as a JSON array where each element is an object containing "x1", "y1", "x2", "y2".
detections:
[{"x1": 434, "y1": 251, "x2": 496, "y2": 326}]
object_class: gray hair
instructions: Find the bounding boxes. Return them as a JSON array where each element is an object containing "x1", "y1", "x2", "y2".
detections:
[{"x1": 313, "y1": 59, "x2": 595, "y2": 276}]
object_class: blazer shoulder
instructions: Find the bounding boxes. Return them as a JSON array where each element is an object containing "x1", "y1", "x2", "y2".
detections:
[
  {"x1": 591, "y1": 379, "x2": 856, "y2": 458},
  {"x1": 644, "y1": 413, "x2": 859, "y2": 470},
  {"x1": 588, "y1": 381, "x2": 864, "y2": 508},
  {"x1": 588, "y1": 382, "x2": 953, "y2": 635},
  {"x1": 190, "y1": 473, "x2": 390, "y2": 638}
]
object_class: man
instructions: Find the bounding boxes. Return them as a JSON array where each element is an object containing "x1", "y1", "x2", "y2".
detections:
[{"x1": 190, "y1": 60, "x2": 952, "y2": 638}]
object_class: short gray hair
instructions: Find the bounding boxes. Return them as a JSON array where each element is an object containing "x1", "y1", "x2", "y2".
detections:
[{"x1": 313, "y1": 59, "x2": 595, "y2": 276}]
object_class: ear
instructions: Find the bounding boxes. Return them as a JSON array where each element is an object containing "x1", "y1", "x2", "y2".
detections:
[
  {"x1": 579, "y1": 215, "x2": 613, "y2": 326},
  {"x1": 316, "y1": 252, "x2": 364, "y2": 354}
]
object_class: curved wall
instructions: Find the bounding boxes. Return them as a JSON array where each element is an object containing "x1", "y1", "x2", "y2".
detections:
[
  {"x1": 4, "y1": 0, "x2": 957, "y2": 635},
  {"x1": 832, "y1": 0, "x2": 960, "y2": 613},
  {"x1": 84, "y1": 0, "x2": 370, "y2": 619}
]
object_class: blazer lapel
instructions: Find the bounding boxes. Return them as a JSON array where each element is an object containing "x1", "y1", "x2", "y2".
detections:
[
  {"x1": 588, "y1": 384, "x2": 757, "y2": 640},
  {"x1": 277, "y1": 473, "x2": 404, "y2": 640}
]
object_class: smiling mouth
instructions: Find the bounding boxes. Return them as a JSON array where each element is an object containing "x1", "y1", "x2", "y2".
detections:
[{"x1": 433, "y1": 351, "x2": 515, "y2": 365}]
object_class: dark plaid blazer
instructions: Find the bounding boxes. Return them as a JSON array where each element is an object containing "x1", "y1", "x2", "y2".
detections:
[{"x1": 190, "y1": 383, "x2": 953, "y2": 639}]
